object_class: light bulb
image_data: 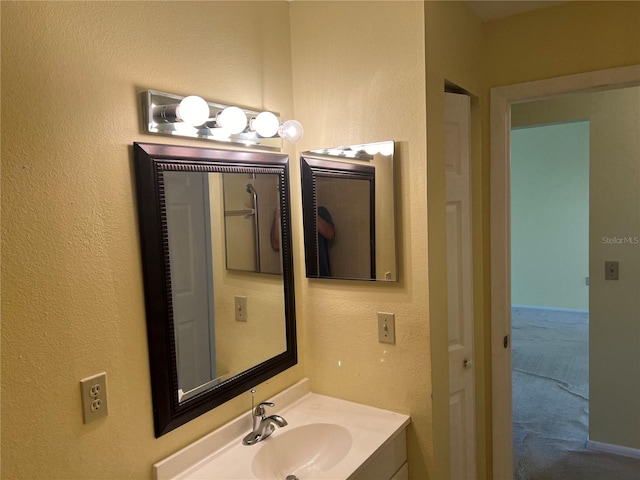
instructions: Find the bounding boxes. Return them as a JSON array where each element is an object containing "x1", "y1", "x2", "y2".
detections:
[
  {"x1": 379, "y1": 142, "x2": 394, "y2": 156},
  {"x1": 216, "y1": 106, "x2": 248, "y2": 135},
  {"x1": 364, "y1": 144, "x2": 380, "y2": 156},
  {"x1": 176, "y1": 96, "x2": 210, "y2": 127},
  {"x1": 279, "y1": 119, "x2": 304, "y2": 143},
  {"x1": 250, "y1": 111, "x2": 280, "y2": 138}
]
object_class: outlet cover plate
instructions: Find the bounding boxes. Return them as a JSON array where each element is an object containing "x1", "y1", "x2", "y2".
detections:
[{"x1": 80, "y1": 372, "x2": 108, "y2": 424}]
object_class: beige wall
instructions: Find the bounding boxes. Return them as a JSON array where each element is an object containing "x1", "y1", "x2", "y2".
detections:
[
  {"x1": 485, "y1": 1, "x2": 640, "y2": 87},
  {"x1": 289, "y1": 2, "x2": 433, "y2": 478},
  {"x1": 1, "y1": 2, "x2": 303, "y2": 479},
  {"x1": 512, "y1": 88, "x2": 640, "y2": 449},
  {"x1": 3, "y1": 1, "x2": 640, "y2": 479}
]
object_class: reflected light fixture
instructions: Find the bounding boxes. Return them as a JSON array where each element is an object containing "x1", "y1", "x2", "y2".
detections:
[
  {"x1": 309, "y1": 140, "x2": 394, "y2": 161},
  {"x1": 142, "y1": 90, "x2": 304, "y2": 149},
  {"x1": 364, "y1": 144, "x2": 380, "y2": 156}
]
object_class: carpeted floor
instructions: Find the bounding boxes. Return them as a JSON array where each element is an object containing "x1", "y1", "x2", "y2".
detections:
[{"x1": 511, "y1": 307, "x2": 640, "y2": 480}]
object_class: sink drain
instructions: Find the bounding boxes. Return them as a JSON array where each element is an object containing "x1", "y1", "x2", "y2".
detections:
[{"x1": 285, "y1": 476, "x2": 299, "y2": 480}]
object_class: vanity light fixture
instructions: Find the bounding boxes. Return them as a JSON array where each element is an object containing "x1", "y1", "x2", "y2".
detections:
[{"x1": 142, "y1": 90, "x2": 303, "y2": 149}]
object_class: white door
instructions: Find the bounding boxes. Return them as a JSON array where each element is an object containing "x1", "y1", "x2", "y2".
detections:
[
  {"x1": 445, "y1": 92, "x2": 477, "y2": 479},
  {"x1": 164, "y1": 171, "x2": 216, "y2": 393}
]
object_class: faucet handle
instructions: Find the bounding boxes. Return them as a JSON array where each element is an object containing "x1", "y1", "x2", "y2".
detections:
[{"x1": 255, "y1": 401, "x2": 275, "y2": 416}]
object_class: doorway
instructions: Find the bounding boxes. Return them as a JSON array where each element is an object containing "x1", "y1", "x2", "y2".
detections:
[
  {"x1": 490, "y1": 65, "x2": 640, "y2": 479},
  {"x1": 510, "y1": 119, "x2": 590, "y2": 477}
]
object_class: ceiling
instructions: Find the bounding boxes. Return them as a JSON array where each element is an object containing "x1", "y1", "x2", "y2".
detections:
[{"x1": 464, "y1": 1, "x2": 569, "y2": 22}]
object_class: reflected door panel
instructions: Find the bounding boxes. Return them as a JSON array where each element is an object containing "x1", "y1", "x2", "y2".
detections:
[{"x1": 164, "y1": 172, "x2": 215, "y2": 393}]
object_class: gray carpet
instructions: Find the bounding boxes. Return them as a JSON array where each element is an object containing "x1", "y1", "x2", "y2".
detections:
[{"x1": 512, "y1": 307, "x2": 640, "y2": 480}]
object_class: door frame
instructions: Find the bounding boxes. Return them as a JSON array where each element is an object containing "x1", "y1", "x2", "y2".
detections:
[{"x1": 490, "y1": 64, "x2": 640, "y2": 479}]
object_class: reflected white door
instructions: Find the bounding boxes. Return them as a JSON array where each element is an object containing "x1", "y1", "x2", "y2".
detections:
[
  {"x1": 164, "y1": 171, "x2": 216, "y2": 393},
  {"x1": 446, "y1": 92, "x2": 477, "y2": 479}
]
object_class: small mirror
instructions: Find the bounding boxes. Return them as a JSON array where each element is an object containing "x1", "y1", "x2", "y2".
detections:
[
  {"x1": 134, "y1": 143, "x2": 296, "y2": 437},
  {"x1": 301, "y1": 141, "x2": 397, "y2": 281}
]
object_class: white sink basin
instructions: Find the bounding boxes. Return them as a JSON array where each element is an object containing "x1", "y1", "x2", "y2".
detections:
[
  {"x1": 154, "y1": 379, "x2": 410, "y2": 480},
  {"x1": 252, "y1": 423, "x2": 352, "y2": 479}
]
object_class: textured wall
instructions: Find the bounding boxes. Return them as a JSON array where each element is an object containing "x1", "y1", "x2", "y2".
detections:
[
  {"x1": 290, "y1": 2, "x2": 434, "y2": 478},
  {"x1": 5, "y1": 1, "x2": 637, "y2": 479},
  {"x1": 485, "y1": 1, "x2": 640, "y2": 87},
  {"x1": 1, "y1": 2, "x2": 303, "y2": 478}
]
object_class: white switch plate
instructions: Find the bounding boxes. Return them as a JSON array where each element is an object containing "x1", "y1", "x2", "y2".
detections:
[
  {"x1": 377, "y1": 312, "x2": 396, "y2": 344},
  {"x1": 235, "y1": 295, "x2": 247, "y2": 321},
  {"x1": 605, "y1": 261, "x2": 619, "y2": 280}
]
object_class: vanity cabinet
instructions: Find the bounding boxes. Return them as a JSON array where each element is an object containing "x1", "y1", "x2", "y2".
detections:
[
  {"x1": 392, "y1": 463, "x2": 409, "y2": 480},
  {"x1": 351, "y1": 426, "x2": 408, "y2": 480}
]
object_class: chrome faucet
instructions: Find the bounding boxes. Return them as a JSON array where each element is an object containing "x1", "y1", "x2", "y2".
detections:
[{"x1": 242, "y1": 390, "x2": 287, "y2": 446}]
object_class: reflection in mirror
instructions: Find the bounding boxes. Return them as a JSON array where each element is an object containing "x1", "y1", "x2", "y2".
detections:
[
  {"x1": 134, "y1": 143, "x2": 296, "y2": 437},
  {"x1": 164, "y1": 171, "x2": 286, "y2": 403},
  {"x1": 222, "y1": 173, "x2": 281, "y2": 274},
  {"x1": 301, "y1": 141, "x2": 397, "y2": 281}
]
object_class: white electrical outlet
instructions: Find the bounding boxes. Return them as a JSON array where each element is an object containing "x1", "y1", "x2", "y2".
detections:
[{"x1": 80, "y1": 372, "x2": 108, "y2": 424}]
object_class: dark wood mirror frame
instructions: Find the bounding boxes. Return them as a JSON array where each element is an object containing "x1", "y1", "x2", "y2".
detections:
[
  {"x1": 133, "y1": 142, "x2": 297, "y2": 437},
  {"x1": 301, "y1": 155, "x2": 376, "y2": 279}
]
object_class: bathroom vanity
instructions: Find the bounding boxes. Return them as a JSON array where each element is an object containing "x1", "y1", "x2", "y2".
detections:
[{"x1": 154, "y1": 379, "x2": 410, "y2": 480}]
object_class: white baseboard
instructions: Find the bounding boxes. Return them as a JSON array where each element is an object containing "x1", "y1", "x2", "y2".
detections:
[
  {"x1": 512, "y1": 304, "x2": 589, "y2": 314},
  {"x1": 586, "y1": 438, "x2": 640, "y2": 459}
]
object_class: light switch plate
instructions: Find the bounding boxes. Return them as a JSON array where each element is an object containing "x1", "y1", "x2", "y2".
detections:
[
  {"x1": 377, "y1": 312, "x2": 396, "y2": 344},
  {"x1": 605, "y1": 261, "x2": 619, "y2": 280},
  {"x1": 235, "y1": 295, "x2": 247, "y2": 321}
]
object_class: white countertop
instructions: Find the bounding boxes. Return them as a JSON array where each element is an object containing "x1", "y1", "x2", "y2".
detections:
[{"x1": 154, "y1": 379, "x2": 410, "y2": 480}]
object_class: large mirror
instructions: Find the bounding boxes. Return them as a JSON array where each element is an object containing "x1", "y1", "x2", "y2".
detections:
[
  {"x1": 301, "y1": 141, "x2": 397, "y2": 281},
  {"x1": 134, "y1": 142, "x2": 296, "y2": 437}
]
